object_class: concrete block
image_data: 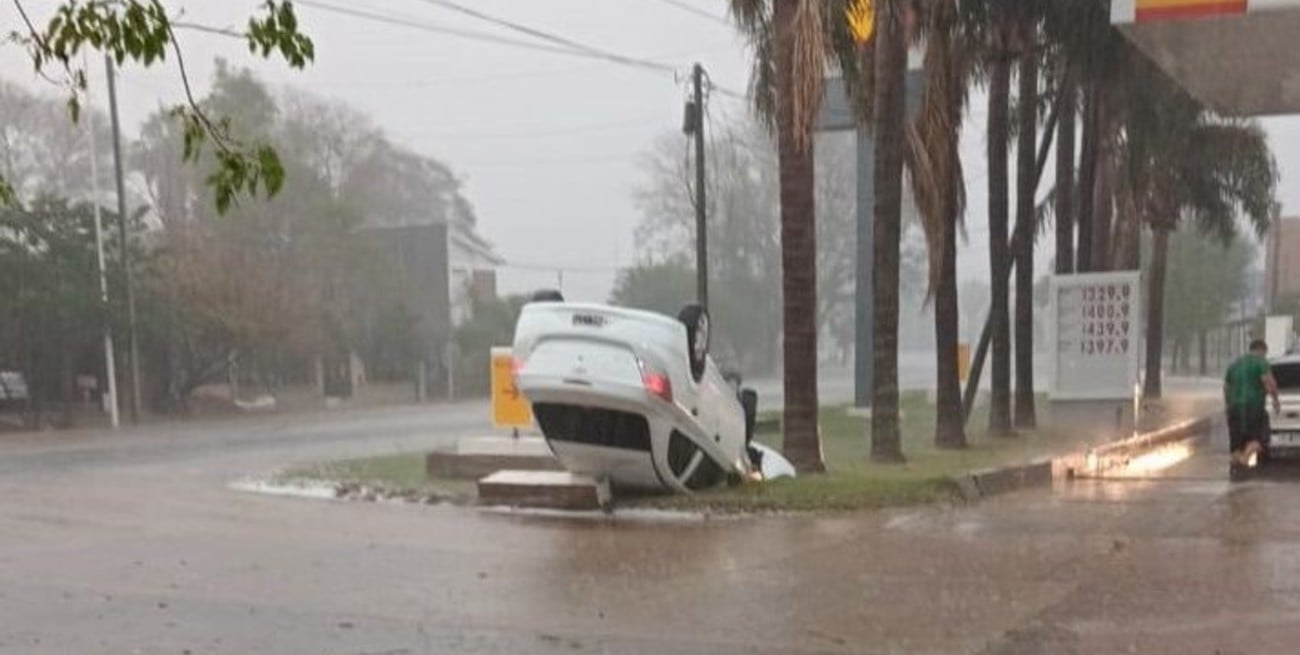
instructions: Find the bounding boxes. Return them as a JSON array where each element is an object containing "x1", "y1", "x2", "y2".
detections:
[
  {"x1": 968, "y1": 459, "x2": 1053, "y2": 497},
  {"x1": 954, "y1": 475, "x2": 982, "y2": 501},
  {"x1": 1081, "y1": 417, "x2": 1212, "y2": 475},
  {"x1": 427, "y1": 436, "x2": 561, "y2": 480},
  {"x1": 477, "y1": 470, "x2": 611, "y2": 511}
]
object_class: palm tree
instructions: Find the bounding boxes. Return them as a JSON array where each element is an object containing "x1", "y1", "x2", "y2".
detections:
[
  {"x1": 862, "y1": 0, "x2": 909, "y2": 461},
  {"x1": 984, "y1": 12, "x2": 1015, "y2": 438},
  {"x1": 1067, "y1": 0, "x2": 1124, "y2": 272},
  {"x1": 1012, "y1": 36, "x2": 1039, "y2": 430},
  {"x1": 906, "y1": 0, "x2": 969, "y2": 449},
  {"x1": 1053, "y1": 72, "x2": 1076, "y2": 275},
  {"x1": 731, "y1": 0, "x2": 827, "y2": 473},
  {"x1": 1115, "y1": 58, "x2": 1278, "y2": 399}
]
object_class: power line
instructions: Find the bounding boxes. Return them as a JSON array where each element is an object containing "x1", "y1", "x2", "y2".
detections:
[
  {"x1": 649, "y1": 0, "x2": 731, "y2": 25},
  {"x1": 500, "y1": 262, "x2": 623, "y2": 273},
  {"x1": 288, "y1": 43, "x2": 739, "y2": 90},
  {"x1": 412, "y1": 0, "x2": 679, "y2": 75},
  {"x1": 454, "y1": 152, "x2": 637, "y2": 168},
  {"x1": 172, "y1": 21, "x2": 242, "y2": 39},
  {"x1": 410, "y1": 0, "x2": 679, "y2": 76},
  {"x1": 294, "y1": 0, "x2": 594, "y2": 58},
  {"x1": 298, "y1": 0, "x2": 748, "y2": 98},
  {"x1": 403, "y1": 117, "x2": 659, "y2": 140}
]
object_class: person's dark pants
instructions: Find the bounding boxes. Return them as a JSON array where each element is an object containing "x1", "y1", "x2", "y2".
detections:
[{"x1": 1227, "y1": 404, "x2": 1270, "y2": 453}]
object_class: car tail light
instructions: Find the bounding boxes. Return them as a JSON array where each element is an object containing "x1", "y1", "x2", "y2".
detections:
[{"x1": 640, "y1": 367, "x2": 673, "y2": 403}]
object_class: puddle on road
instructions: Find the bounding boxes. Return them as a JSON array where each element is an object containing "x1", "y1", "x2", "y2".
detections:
[
  {"x1": 230, "y1": 477, "x2": 728, "y2": 524},
  {"x1": 478, "y1": 505, "x2": 725, "y2": 524},
  {"x1": 230, "y1": 478, "x2": 340, "y2": 500}
]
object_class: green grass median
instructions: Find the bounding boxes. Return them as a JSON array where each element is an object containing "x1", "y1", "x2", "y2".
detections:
[{"x1": 275, "y1": 393, "x2": 1091, "y2": 512}]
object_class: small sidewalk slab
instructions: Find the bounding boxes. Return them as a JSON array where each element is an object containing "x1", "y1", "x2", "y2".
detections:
[
  {"x1": 426, "y1": 436, "x2": 561, "y2": 480},
  {"x1": 477, "y1": 470, "x2": 611, "y2": 511},
  {"x1": 958, "y1": 459, "x2": 1054, "y2": 500}
]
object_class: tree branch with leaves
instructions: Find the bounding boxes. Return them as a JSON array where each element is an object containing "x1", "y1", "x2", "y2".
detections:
[{"x1": 7, "y1": 0, "x2": 313, "y2": 211}]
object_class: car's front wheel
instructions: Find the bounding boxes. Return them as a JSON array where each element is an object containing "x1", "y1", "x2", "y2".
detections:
[{"x1": 678, "y1": 304, "x2": 709, "y2": 382}]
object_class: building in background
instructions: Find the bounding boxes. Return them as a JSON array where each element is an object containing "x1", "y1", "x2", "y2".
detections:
[
  {"x1": 1265, "y1": 216, "x2": 1300, "y2": 310},
  {"x1": 355, "y1": 214, "x2": 500, "y2": 399},
  {"x1": 448, "y1": 219, "x2": 505, "y2": 325}
]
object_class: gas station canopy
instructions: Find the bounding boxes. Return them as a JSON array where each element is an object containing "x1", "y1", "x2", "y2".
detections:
[{"x1": 1112, "y1": 0, "x2": 1300, "y2": 116}]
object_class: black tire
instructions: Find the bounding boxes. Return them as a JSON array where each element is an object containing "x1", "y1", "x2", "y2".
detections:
[
  {"x1": 740, "y1": 388, "x2": 758, "y2": 444},
  {"x1": 1229, "y1": 461, "x2": 1250, "y2": 482},
  {"x1": 531, "y1": 289, "x2": 564, "y2": 303},
  {"x1": 678, "y1": 304, "x2": 709, "y2": 382}
]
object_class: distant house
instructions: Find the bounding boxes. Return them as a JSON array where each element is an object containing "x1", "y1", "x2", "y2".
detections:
[
  {"x1": 1266, "y1": 216, "x2": 1300, "y2": 310},
  {"x1": 448, "y1": 218, "x2": 506, "y2": 325},
  {"x1": 355, "y1": 211, "x2": 500, "y2": 396},
  {"x1": 361, "y1": 216, "x2": 501, "y2": 336}
]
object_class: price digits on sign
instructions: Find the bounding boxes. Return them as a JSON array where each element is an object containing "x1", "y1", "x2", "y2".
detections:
[{"x1": 1078, "y1": 283, "x2": 1132, "y2": 357}]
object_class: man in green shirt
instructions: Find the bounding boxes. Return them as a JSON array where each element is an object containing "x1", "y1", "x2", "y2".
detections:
[{"x1": 1225, "y1": 339, "x2": 1281, "y2": 468}]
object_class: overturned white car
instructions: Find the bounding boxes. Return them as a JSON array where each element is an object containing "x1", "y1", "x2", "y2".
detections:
[{"x1": 512, "y1": 295, "x2": 792, "y2": 493}]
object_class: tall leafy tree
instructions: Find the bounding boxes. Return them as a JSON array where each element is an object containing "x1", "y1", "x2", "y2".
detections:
[
  {"x1": 7, "y1": 0, "x2": 313, "y2": 210},
  {"x1": 1115, "y1": 59, "x2": 1277, "y2": 398},
  {"x1": 0, "y1": 200, "x2": 111, "y2": 423},
  {"x1": 1162, "y1": 230, "x2": 1255, "y2": 375}
]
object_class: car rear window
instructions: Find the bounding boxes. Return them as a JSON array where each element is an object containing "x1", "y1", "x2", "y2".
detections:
[
  {"x1": 533, "y1": 403, "x2": 652, "y2": 452},
  {"x1": 1274, "y1": 363, "x2": 1300, "y2": 390}
]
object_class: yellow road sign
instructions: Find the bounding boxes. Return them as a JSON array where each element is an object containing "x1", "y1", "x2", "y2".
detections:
[{"x1": 490, "y1": 347, "x2": 532, "y2": 428}]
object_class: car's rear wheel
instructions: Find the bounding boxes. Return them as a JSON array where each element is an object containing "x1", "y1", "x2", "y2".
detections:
[
  {"x1": 678, "y1": 304, "x2": 709, "y2": 382},
  {"x1": 740, "y1": 388, "x2": 757, "y2": 444}
]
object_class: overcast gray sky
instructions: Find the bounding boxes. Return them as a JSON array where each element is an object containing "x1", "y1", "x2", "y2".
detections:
[{"x1": 4, "y1": 0, "x2": 1298, "y2": 302}]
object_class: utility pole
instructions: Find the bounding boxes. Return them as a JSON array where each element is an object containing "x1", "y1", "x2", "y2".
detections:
[
  {"x1": 105, "y1": 55, "x2": 141, "y2": 422},
  {"x1": 85, "y1": 61, "x2": 119, "y2": 429},
  {"x1": 685, "y1": 63, "x2": 708, "y2": 310}
]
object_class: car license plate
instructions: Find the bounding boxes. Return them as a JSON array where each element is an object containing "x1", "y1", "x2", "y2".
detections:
[{"x1": 1273, "y1": 432, "x2": 1300, "y2": 447}]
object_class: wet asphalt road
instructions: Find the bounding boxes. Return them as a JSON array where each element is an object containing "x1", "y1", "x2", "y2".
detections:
[{"x1": 1, "y1": 403, "x2": 1298, "y2": 654}]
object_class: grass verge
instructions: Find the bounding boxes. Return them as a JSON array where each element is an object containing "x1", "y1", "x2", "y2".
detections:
[
  {"x1": 638, "y1": 392, "x2": 1091, "y2": 512},
  {"x1": 276, "y1": 453, "x2": 477, "y2": 503},
  {"x1": 277, "y1": 392, "x2": 1094, "y2": 513}
]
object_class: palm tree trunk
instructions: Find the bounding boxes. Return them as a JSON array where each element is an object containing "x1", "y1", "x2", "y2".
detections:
[
  {"x1": 1076, "y1": 82, "x2": 1099, "y2": 272},
  {"x1": 1055, "y1": 78, "x2": 1076, "y2": 275},
  {"x1": 935, "y1": 190, "x2": 966, "y2": 448},
  {"x1": 774, "y1": 0, "x2": 824, "y2": 473},
  {"x1": 870, "y1": 0, "x2": 907, "y2": 462},
  {"x1": 1144, "y1": 226, "x2": 1170, "y2": 399},
  {"x1": 1091, "y1": 100, "x2": 1115, "y2": 272},
  {"x1": 1199, "y1": 331, "x2": 1208, "y2": 377},
  {"x1": 1014, "y1": 50, "x2": 1037, "y2": 430},
  {"x1": 987, "y1": 51, "x2": 1014, "y2": 438}
]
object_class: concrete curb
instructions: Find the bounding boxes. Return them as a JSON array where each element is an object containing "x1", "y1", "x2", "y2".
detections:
[
  {"x1": 1083, "y1": 416, "x2": 1213, "y2": 468},
  {"x1": 958, "y1": 459, "x2": 1054, "y2": 500},
  {"x1": 426, "y1": 452, "x2": 563, "y2": 480},
  {"x1": 957, "y1": 415, "x2": 1214, "y2": 501}
]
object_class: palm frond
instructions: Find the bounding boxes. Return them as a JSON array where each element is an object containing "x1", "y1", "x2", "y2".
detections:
[
  {"x1": 788, "y1": 0, "x2": 828, "y2": 150},
  {"x1": 904, "y1": 0, "x2": 965, "y2": 302},
  {"x1": 729, "y1": 1, "x2": 777, "y2": 128}
]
